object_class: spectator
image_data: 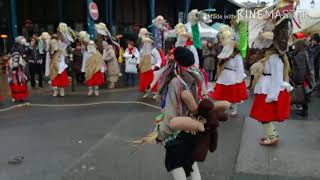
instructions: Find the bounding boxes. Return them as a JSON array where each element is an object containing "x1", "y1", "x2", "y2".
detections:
[
  {"x1": 291, "y1": 40, "x2": 311, "y2": 117},
  {"x1": 28, "y1": 38, "x2": 43, "y2": 88},
  {"x1": 123, "y1": 40, "x2": 139, "y2": 87},
  {"x1": 310, "y1": 34, "x2": 320, "y2": 82},
  {"x1": 202, "y1": 39, "x2": 218, "y2": 82},
  {"x1": 72, "y1": 41, "x2": 84, "y2": 84}
]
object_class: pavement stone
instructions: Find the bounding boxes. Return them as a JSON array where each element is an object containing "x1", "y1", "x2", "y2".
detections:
[{"x1": 235, "y1": 117, "x2": 320, "y2": 180}]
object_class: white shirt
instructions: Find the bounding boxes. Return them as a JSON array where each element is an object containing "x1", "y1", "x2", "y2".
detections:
[
  {"x1": 123, "y1": 47, "x2": 140, "y2": 73},
  {"x1": 57, "y1": 55, "x2": 68, "y2": 74},
  {"x1": 254, "y1": 54, "x2": 293, "y2": 102},
  {"x1": 187, "y1": 45, "x2": 199, "y2": 68},
  {"x1": 216, "y1": 54, "x2": 246, "y2": 85}
]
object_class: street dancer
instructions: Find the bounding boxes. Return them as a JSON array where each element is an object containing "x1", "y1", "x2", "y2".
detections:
[
  {"x1": 249, "y1": 0, "x2": 298, "y2": 145},
  {"x1": 138, "y1": 34, "x2": 162, "y2": 99},
  {"x1": 8, "y1": 37, "x2": 29, "y2": 102},
  {"x1": 174, "y1": 23, "x2": 199, "y2": 68},
  {"x1": 82, "y1": 41, "x2": 105, "y2": 96},
  {"x1": 48, "y1": 37, "x2": 69, "y2": 97},
  {"x1": 102, "y1": 41, "x2": 120, "y2": 89},
  {"x1": 210, "y1": 27, "x2": 248, "y2": 116}
]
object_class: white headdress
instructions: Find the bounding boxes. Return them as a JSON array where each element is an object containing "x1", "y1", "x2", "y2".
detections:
[
  {"x1": 87, "y1": 40, "x2": 97, "y2": 54},
  {"x1": 57, "y1": 22, "x2": 75, "y2": 45}
]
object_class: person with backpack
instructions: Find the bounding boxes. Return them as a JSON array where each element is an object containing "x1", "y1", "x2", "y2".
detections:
[{"x1": 290, "y1": 40, "x2": 314, "y2": 117}]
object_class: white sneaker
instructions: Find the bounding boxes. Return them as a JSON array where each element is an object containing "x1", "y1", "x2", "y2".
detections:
[
  {"x1": 53, "y1": 88, "x2": 58, "y2": 97},
  {"x1": 88, "y1": 89, "x2": 93, "y2": 96},
  {"x1": 109, "y1": 83, "x2": 115, "y2": 89},
  {"x1": 94, "y1": 90, "x2": 99, "y2": 96},
  {"x1": 152, "y1": 93, "x2": 158, "y2": 100},
  {"x1": 60, "y1": 88, "x2": 65, "y2": 97}
]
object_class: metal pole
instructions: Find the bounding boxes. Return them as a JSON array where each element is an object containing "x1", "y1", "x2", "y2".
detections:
[
  {"x1": 107, "y1": 0, "x2": 113, "y2": 35},
  {"x1": 149, "y1": 0, "x2": 155, "y2": 34},
  {"x1": 58, "y1": 0, "x2": 64, "y2": 22},
  {"x1": 184, "y1": 0, "x2": 191, "y2": 23},
  {"x1": 9, "y1": 0, "x2": 18, "y2": 40},
  {"x1": 86, "y1": 0, "x2": 95, "y2": 39}
]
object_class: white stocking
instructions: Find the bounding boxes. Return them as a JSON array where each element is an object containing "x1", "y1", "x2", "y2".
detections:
[
  {"x1": 231, "y1": 104, "x2": 238, "y2": 115},
  {"x1": 171, "y1": 168, "x2": 187, "y2": 180},
  {"x1": 190, "y1": 163, "x2": 201, "y2": 180},
  {"x1": 262, "y1": 122, "x2": 277, "y2": 139}
]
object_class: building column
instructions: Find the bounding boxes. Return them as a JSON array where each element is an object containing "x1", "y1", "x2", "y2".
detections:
[
  {"x1": 184, "y1": 0, "x2": 191, "y2": 23},
  {"x1": 58, "y1": 0, "x2": 64, "y2": 22},
  {"x1": 208, "y1": 0, "x2": 217, "y2": 9},
  {"x1": 106, "y1": 0, "x2": 113, "y2": 35},
  {"x1": 149, "y1": 0, "x2": 155, "y2": 33},
  {"x1": 223, "y1": 5, "x2": 227, "y2": 23},
  {"x1": 9, "y1": 0, "x2": 18, "y2": 40},
  {"x1": 86, "y1": 0, "x2": 95, "y2": 39}
]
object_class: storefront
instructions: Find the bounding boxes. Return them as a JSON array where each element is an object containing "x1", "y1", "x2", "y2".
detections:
[{"x1": 1, "y1": 0, "x2": 241, "y2": 53}]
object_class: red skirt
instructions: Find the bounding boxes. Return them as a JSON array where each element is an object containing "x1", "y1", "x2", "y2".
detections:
[
  {"x1": 139, "y1": 70, "x2": 154, "y2": 92},
  {"x1": 210, "y1": 81, "x2": 248, "y2": 103},
  {"x1": 52, "y1": 70, "x2": 69, "y2": 87},
  {"x1": 86, "y1": 71, "x2": 105, "y2": 86},
  {"x1": 250, "y1": 91, "x2": 291, "y2": 122},
  {"x1": 10, "y1": 83, "x2": 29, "y2": 101}
]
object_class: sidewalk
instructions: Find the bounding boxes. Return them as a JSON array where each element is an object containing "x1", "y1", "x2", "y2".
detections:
[{"x1": 235, "y1": 118, "x2": 320, "y2": 180}]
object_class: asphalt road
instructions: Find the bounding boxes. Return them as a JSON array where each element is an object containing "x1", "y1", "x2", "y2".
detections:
[{"x1": 0, "y1": 89, "x2": 319, "y2": 180}]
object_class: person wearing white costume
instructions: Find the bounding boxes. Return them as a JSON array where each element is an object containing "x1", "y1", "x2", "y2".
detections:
[
  {"x1": 81, "y1": 41, "x2": 106, "y2": 96},
  {"x1": 48, "y1": 39, "x2": 69, "y2": 97},
  {"x1": 174, "y1": 23, "x2": 199, "y2": 68},
  {"x1": 210, "y1": 27, "x2": 248, "y2": 116}
]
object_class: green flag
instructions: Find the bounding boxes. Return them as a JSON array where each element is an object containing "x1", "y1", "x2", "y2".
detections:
[{"x1": 192, "y1": 24, "x2": 202, "y2": 49}]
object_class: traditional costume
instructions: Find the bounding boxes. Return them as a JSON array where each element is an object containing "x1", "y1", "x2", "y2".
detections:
[
  {"x1": 48, "y1": 39, "x2": 69, "y2": 97},
  {"x1": 102, "y1": 41, "x2": 120, "y2": 89},
  {"x1": 39, "y1": 32, "x2": 51, "y2": 77},
  {"x1": 152, "y1": 15, "x2": 172, "y2": 67},
  {"x1": 210, "y1": 27, "x2": 248, "y2": 115},
  {"x1": 131, "y1": 47, "x2": 230, "y2": 180},
  {"x1": 82, "y1": 41, "x2": 106, "y2": 96},
  {"x1": 95, "y1": 23, "x2": 112, "y2": 53},
  {"x1": 138, "y1": 35, "x2": 162, "y2": 99},
  {"x1": 95, "y1": 23, "x2": 120, "y2": 88},
  {"x1": 249, "y1": 0, "x2": 298, "y2": 146},
  {"x1": 8, "y1": 37, "x2": 29, "y2": 102},
  {"x1": 175, "y1": 23, "x2": 199, "y2": 68}
]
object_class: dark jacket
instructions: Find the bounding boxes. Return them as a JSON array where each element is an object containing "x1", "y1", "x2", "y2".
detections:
[
  {"x1": 291, "y1": 50, "x2": 308, "y2": 85},
  {"x1": 202, "y1": 46, "x2": 218, "y2": 71},
  {"x1": 28, "y1": 47, "x2": 43, "y2": 64},
  {"x1": 192, "y1": 99, "x2": 227, "y2": 162}
]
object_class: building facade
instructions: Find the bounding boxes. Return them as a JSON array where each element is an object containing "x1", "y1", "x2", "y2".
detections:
[{"x1": 0, "y1": 0, "x2": 240, "y2": 52}]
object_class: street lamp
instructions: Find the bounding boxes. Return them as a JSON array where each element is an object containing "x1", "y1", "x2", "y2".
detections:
[{"x1": 311, "y1": 0, "x2": 315, "y2": 8}]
